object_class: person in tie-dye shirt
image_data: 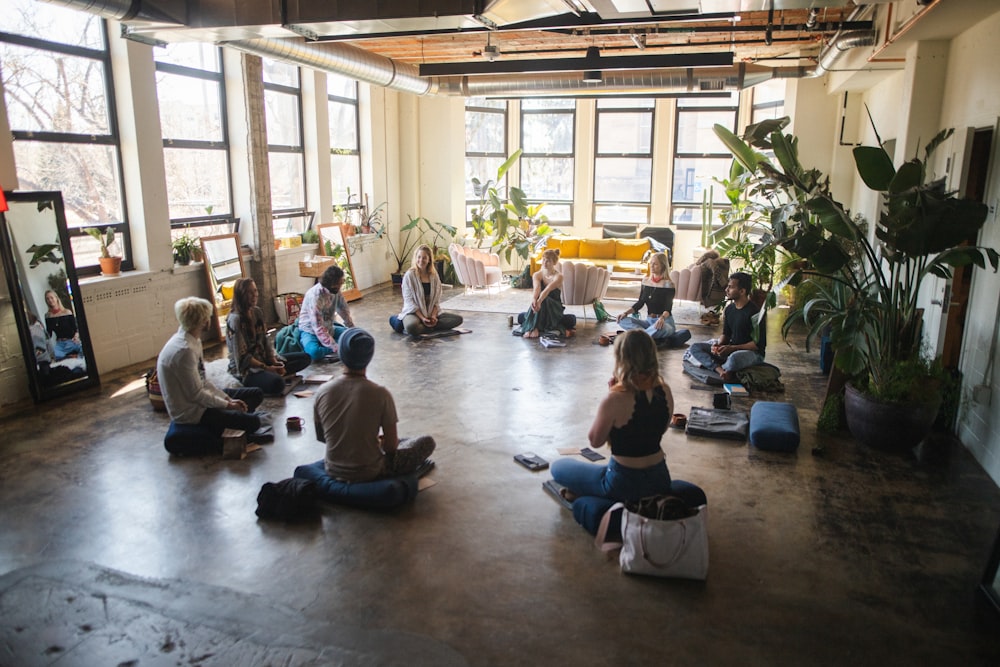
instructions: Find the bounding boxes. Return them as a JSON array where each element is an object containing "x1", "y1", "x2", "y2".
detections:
[{"x1": 298, "y1": 265, "x2": 355, "y2": 361}]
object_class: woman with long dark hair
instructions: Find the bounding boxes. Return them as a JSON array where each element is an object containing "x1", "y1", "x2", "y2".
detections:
[{"x1": 227, "y1": 277, "x2": 311, "y2": 395}]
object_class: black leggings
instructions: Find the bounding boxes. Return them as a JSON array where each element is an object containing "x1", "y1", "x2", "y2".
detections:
[{"x1": 199, "y1": 387, "x2": 264, "y2": 434}]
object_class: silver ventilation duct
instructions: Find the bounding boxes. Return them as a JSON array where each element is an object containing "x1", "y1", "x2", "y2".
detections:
[
  {"x1": 808, "y1": 6, "x2": 877, "y2": 78},
  {"x1": 42, "y1": 0, "x2": 184, "y2": 25},
  {"x1": 224, "y1": 38, "x2": 432, "y2": 96}
]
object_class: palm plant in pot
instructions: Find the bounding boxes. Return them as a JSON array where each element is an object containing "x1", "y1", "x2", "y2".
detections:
[
  {"x1": 714, "y1": 117, "x2": 998, "y2": 452},
  {"x1": 83, "y1": 226, "x2": 121, "y2": 276}
]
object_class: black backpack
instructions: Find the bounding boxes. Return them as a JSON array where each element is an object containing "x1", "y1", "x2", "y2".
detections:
[{"x1": 255, "y1": 478, "x2": 320, "y2": 522}]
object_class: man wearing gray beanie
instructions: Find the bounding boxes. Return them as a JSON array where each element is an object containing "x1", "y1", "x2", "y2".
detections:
[{"x1": 314, "y1": 328, "x2": 435, "y2": 481}]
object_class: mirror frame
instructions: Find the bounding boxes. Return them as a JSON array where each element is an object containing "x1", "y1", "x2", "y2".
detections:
[
  {"x1": 199, "y1": 233, "x2": 247, "y2": 341},
  {"x1": 316, "y1": 223, "x2": 362, "y2": 302},
  {"x1": 0, "y1": 191, "x2": 100, "y2": 401}
]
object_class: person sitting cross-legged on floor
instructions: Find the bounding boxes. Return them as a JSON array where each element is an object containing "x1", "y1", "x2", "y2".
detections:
[
  {"x1": 616, "y1": 252, "x2": 677, "y2": 342},
  {"x1": 549, "y1": 329, "x2": 705, "y2": 534},
  {"x1": 298, "y1": 265, "x2": 355, "y2": 362},
  {"x1": 227, "y1": 277, "x2": 312, "y2": 396},
  {"x1": 686, "y1": 271, "x2": 766, "y2": 383},
  {"x1": 157, "y1": 297, "x2": 265, "y2": 454},
  {"x1": 514, "y1": 248, "x2": 571, "y2": 339},
  {"x1": 314, "y1": 328, "x2": 436, "y2": 482},
  {"x1": 395, "y1": 244, "x2": 463, "y2": 336}
]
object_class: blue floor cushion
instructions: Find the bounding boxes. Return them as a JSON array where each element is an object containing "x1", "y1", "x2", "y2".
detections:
[
  {"x1": 570, "y1": 480, "x2": 707, "y2": 536},
  {"x1": 749, "y1": 401, "x2": 800, "y2": 452},
  {"x1": 164, "y1": 421, "x2": 222, "y2": 457},
  {"x1": 293, "y1": 460, "x2": 418, "y2": 509}
]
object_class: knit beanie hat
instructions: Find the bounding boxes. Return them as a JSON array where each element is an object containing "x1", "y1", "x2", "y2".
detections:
[{"x1": 338, "y1": 328, "x2": 375, "y2": 370}]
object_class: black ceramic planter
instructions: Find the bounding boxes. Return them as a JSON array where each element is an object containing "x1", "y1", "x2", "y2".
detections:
[{"x1": 844, "y1": 383, "x2": 941, "y2": 453}]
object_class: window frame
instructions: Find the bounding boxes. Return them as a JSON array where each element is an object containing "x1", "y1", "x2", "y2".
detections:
[
  {"x1": 464, "y1": 99, "x2": 509, "y2": 224},
  {"x1": 263, "y1": 63, "x2": 307, "y2": 233},
  {"x1": 519, "y1": 100, "x2": 576, "y2": 226},
  {"x1": 328, "y1": 75, "x2": 362, "y2": 215},
  {"x1": 0, "y1": 23, "x2": 133, "y2": 276},
  {"x1": 671, "y1": 100, "x2": 739, "y2": 231},
  {"x1": 155, "y1": 48, "x2": 238, "y2": 237},
  {"x1": 592, "y1": 100, "x2": 655, "y2": 226}
]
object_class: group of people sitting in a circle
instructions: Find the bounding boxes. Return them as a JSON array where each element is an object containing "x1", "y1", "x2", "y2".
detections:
[{"x1": 154, "y1": 236, "x2": 764, "y2": 534}]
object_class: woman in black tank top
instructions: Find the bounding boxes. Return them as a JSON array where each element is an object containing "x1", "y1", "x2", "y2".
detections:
[{"x1": 550, "y1": 330, "x2": 674, "y2": 504}]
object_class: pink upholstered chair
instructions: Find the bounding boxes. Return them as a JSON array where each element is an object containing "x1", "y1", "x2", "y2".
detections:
[
  {"x1": 560, "y1": 262, "x2": 610, "y2": 320},
  {"x1": 449, "y1": 243, "x2": 503, "y2": 294}
]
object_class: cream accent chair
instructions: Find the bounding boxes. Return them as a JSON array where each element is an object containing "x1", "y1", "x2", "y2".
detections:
[
  {"x1": 449, "y1": 243, "x2": 503, "y2": 294},
  {"x1": 560, "y1": 261, "x2": 610, "y2": 320}
]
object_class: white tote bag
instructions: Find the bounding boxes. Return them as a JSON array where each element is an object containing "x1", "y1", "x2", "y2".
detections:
[{"x1": 619, "y1": 504, "x2": 709, "y2": 580}]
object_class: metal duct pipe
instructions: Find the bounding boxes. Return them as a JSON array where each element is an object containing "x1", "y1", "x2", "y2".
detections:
[
  {"x1": 41, "y1": 0, "x2": 182, "y2": 24},
  {"x1": 223, "y1": 38, "x2": 432, "y2": 96},
  {"x1": 808, "y1": 5, "x2": 877, "y2": 78}
]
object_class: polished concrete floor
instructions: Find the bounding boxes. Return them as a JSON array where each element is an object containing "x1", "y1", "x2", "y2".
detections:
[{"x1": 1, "y1": 284, "x2": 1000, "y2": 666}]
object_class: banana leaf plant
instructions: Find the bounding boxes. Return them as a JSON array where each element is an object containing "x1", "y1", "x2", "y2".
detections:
[{"x1": 714, "y1": 118, "x2": 998, "y2": 401}]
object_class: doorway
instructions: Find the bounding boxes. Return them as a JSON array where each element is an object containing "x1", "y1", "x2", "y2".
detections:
[{"x1": 940, "y1": 127, "x2": 994, "y2": 369}]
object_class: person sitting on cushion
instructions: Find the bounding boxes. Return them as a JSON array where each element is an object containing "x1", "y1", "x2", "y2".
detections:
[
  {"x1": 227, "y1": 277, "x2": 311, "y2": 395},
  {"x1": 314, "y1": 327, "x2": 435, "y2": 482},
  {"x1": 397, "y1": 244, "x2": 463, "y2": 336},
  {"x1": 686, "y1": 271, "x2": 766, "y2": 382},
  {"x1": 157, "y1": 297, "x2": 265, "y2": 442},
  {"x1": 615, "y1": 252, "x2": 676, "y2": 342},
  {"x1": 298, "y1": 265, "x2": 355, "y2": 362}
]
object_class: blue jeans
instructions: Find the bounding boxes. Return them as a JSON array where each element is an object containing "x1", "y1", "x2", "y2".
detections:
[
  {"x1": 688, "y1": 341, "x2": 763, "y2": 373},
  {"x1": 618, "y1": 314, "x2": 676, "y2": 340},
  {"x1": 551, "y1": 456, "x2": 672, "y2": 504},
  {"x1": 53, "y1": 338, "x2": 83, "y2": 360},
  {"x1": 300, "y1": 327, "x2": 348, "y2": 362}
]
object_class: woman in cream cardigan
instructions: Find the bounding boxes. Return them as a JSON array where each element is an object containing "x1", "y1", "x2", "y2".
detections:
[{"x1": 397, "y1": 245, "x2": 464, "y2": 335}]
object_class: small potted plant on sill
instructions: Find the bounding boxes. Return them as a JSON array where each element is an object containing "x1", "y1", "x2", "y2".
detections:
[
  {"x1": 172, "y1": 233, "x2": 200, "y2": 266},
  {"x1": 83, "y1": 226, "x2": 121, "y2": 276}
]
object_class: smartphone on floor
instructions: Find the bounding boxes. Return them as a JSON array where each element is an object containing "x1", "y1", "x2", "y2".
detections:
[{"x1": 514, "y1": 453, "x2": 549, "y2": 471}]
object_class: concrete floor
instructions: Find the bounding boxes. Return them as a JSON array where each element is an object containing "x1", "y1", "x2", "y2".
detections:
[{"x1": 1, "y1": 284, "x2": 1000, "y2": 666}]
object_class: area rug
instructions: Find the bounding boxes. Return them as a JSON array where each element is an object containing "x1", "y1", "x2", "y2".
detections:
[{"x1": 440, "y1": 283, "x2": 709, "y2": 325}]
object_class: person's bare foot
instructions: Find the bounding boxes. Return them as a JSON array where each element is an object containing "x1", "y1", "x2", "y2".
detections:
[
  {"x1": 559, "y1": 487, "x2": 578, "y2": 502},
  {"x1": 524, "y1": 329, "x2": 539, "y2": 338}
]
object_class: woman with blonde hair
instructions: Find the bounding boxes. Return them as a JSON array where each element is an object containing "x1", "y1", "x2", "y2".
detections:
[
  {"x1": 514, "y1": 248, "x2": 568, "y2": 338},
  {"x1": 227, "y1": 277, "x2": 311, "y2": 395},
  {"x1": 396, "y1": 244, "x2": 464, "y2": 335},
  {"x1": 551, "y1": 329, "x2": 674, "y2": 501},
  {"x1": 548, "y1": 329, "x2": 706, "y2": 535},
  {"x1": 616, "y1": 252, "x2": 677, "y2": 342}
]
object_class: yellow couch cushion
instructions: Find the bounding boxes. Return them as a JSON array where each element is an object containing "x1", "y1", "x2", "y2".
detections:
[
  {"x1": 547, "y1": 236, "x2": 580, "y2": 259},
  {"x1": 579, "y1": 238, "x2": 616, "y2": 260},
  {"x1": 616, "y1": 238, "x2": 651, "y2": 261}
]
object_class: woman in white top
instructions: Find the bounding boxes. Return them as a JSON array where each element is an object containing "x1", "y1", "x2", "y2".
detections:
[{"x1": 397, "y1": 245, "x2": 464, "y2": 335}]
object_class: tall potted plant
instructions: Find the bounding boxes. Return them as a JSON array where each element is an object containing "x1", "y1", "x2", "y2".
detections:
[{"x1": 714, "y1": 118, "x2": 998, "y2": 451}]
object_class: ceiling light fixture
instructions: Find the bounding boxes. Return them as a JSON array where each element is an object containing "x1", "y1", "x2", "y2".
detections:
[{"x1": 583, "y1": 45, "x2": 601, "y2": 83}]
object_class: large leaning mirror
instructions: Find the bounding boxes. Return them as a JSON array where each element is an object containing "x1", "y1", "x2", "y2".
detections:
[
  {"x1": 316, "y1": 223, "x2": 362, "y2": 302},
  {"x1": 0, "y1": 191, "x2": 100, "y2": 401},
  {"x1": 199, "y1": 233, "x2": 246, "y2": 341}
]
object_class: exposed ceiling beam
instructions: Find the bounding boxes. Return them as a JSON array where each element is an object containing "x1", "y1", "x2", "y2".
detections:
[{"x1": 419, "y1": 51, "x2": 734, "y2": 77}]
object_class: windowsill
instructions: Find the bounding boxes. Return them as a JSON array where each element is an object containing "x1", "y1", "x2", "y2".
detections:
[
  {"x1": 171, "y1": 261, "x2": 204, "y2": 274},
  {"x1": 79, "y1": 268, "x2": 150, "y2": 285},
  {"x1": 276, "y1": 243, "x2": 320, "y2": 256}
]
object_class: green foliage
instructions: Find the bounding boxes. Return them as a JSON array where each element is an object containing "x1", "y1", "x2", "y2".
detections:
[
  {"x1": 26, "y1": 240, "x2": 63, "y2": 268},
  {"x1": 817, "y1": 391, "x2": 844, "y2": 433},
  {"x1": 470, "y1": 148, "x2": 554, "y2": 264},
  {"x1": 715, "y1": 118, "x2": 999, "y2": 399},
  {"x1": 300, "y1": 228, "x2": 320, "y2": 244},
  {"x1": 83, "y1": 226, "x2": 117, "y2": 258},
  {"x1": 171, "y1": 233, "x2": 199, "y2": 265},
  {"x1": 385, "y1": 214, "x2": 457, "y2": 275}
]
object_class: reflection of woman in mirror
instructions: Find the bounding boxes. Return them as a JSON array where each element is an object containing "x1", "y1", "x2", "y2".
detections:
[
  {"x1": 26, "y1": 310, "x2": 53, "y2": 372},
  {"x1": 397, "y1": 244, "x2": 463, "y2": 336},
  {"x1": 44, "y1": 290, "x2": 83, "y2": 360},
  {"x1": 227, "y1": 278, "x2": 311, "y2": 396}
]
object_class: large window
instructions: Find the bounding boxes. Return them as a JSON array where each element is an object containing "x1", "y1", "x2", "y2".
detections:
[
  {"x1": 263, "y1": 58, "x2": 306, "y2": 236},
  {"x1": 465, "y1": 97, "x2": 508, "y2": 221},
  {"x1": 751, "y1": 79, "x2": 785, "y2": 126},
  {"x1": 671, "y1": 93, "x2": 738, "y2": 228},
  {"x1": 593, "y1": 98, "x2": 654, "y2": 225},
  {"x1": 155, "y1": 42, "x2": 234, "y2": 240},
  {"x1": 328, "y1": 72, "x2": 361, "y2": 211},
  {"x1": 520, "y1": 99, "x2": 575, "y2": 226},
  {"x1": 0, "y1": 0, "x2": 131, "y2": 274}
]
